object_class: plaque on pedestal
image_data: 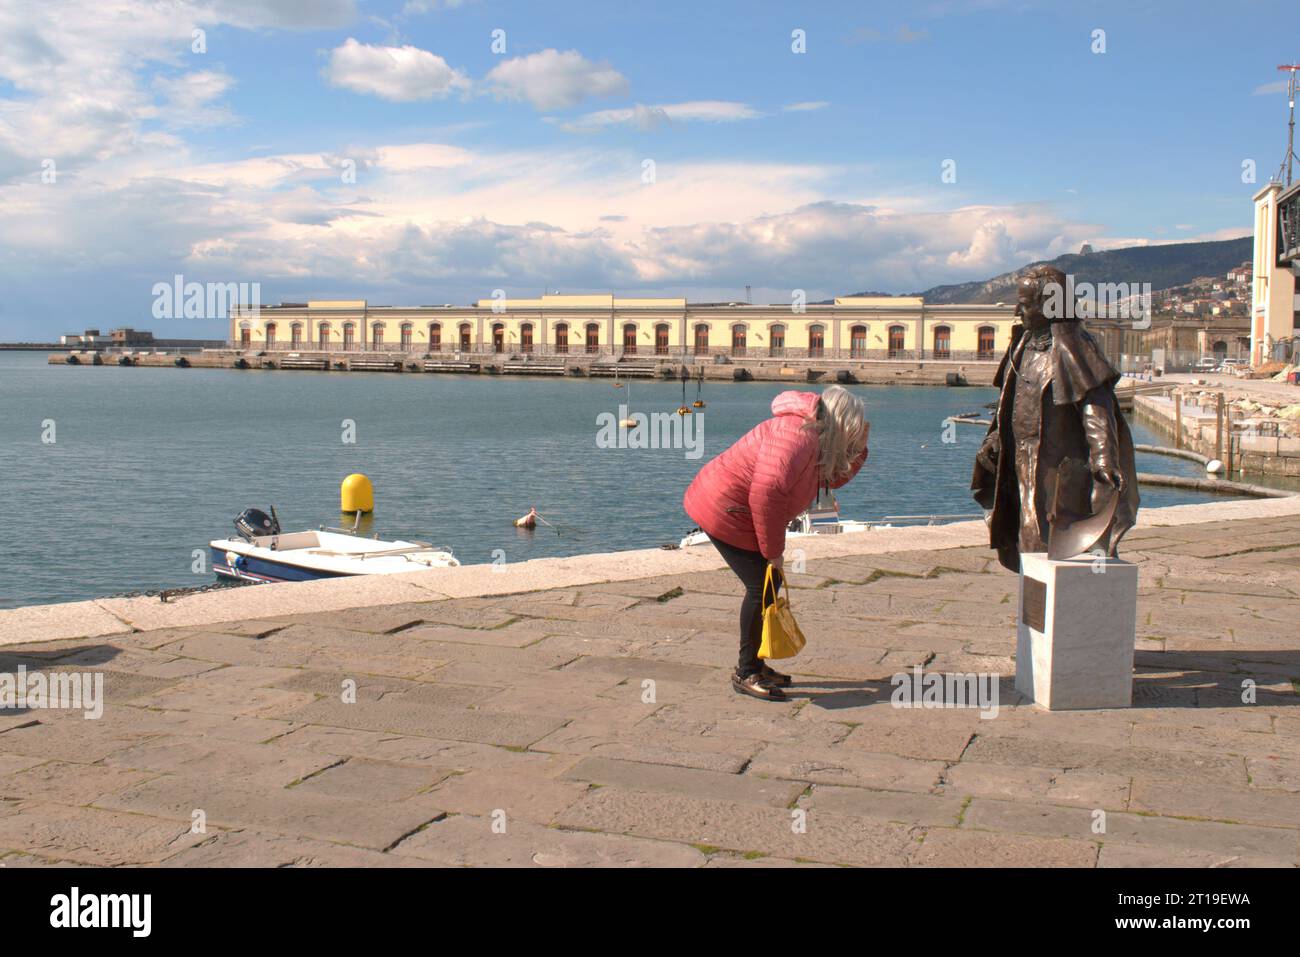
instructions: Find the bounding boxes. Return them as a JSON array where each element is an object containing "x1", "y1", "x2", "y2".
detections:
[{"x1": 1016, "y1": 552, "x2": 1138, "y2": 711}]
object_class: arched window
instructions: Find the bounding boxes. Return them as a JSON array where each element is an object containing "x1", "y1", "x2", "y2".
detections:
[
  {"x1": 887, "y1": 325, "x2": 905, "y2": 358},
  {"x1": 342, "y1": 322, "x2": 355, "y2": 350},
  {"x1": 290, "y1": 322, "x2": 303, "y2": 347},
  {"x1": 317, "y1": 322, "x2": 330, "y2": 349},
  {"x1": 585, "y1": 323, "x2": 600, "y2": 354},
  {"x1": 731, "y1": 325, "x2": 747, "y2": 357},
  {"x1": 623, "y1": 322, "x2": 638, "y2": 355},
  {"x1": 769, "y1": 324, "x2": 786, "y2": 358},
  {"x1": 555, "y1": 322, "x2": 569, "y2": 354},
  {"x1": 933, "y1": 325, "x2": 951, "y2": 359},
  {"x1": 400, "y1": 323, "x2": 413, "y2": 350},
  {"x1": 264, "y1": 322, "x2": 276, "y2": 347},
  {"x1": 371, "y1": 322, "x2": 384, "y2": 348},
  {"x1": 428, "y1": 322, "x2": 441, "y2": 352},
  {"x1": 655, "y1": 323, "x2": 670, "y2": 355},
  {"x1": 693, "y1": 323, "x2": 710, "y2": 355},
  {"x1": 808, "y1": 324, "x2": 825, "y2": 358},
  {"x1": 520, "y1": 322, "x2": 534, "y2": 353},
  {"x1": 458, "y1": 323, "x2": 472, "y2": 350},
  {"x1": 492, "y1": 323, "x2": 505, "y2": 353},
  {"x1": 850, "y1": 324, "x2": 867, "y2": 358},
  {"x1": 977, "y1": 326, "x2": 995, "y2": 359}
]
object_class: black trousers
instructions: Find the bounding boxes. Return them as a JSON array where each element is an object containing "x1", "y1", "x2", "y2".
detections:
[{"x1": 712, "y1": 537, "x2": 784, "y2": 677}]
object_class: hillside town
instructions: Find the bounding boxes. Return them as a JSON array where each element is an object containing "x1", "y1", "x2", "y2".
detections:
[{"x1": 1151, "y1": 261, "x2": 1254, "y2": 319}]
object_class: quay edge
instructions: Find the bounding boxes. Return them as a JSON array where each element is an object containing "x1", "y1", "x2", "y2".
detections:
[
  {"x1": 48, "y1": 349, "x2": 999, "y2": 387},
  {"x1": 1132, "y1": 392, "x2": 1300, "y2": 480},
  {"x1": 3, "y1": 495, "x2": 1299, "y2": 647}
]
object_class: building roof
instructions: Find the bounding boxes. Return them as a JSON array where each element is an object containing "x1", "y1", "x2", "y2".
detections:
[{"x1": 834, "y1": 296, "x2": 924, "y2": 307}]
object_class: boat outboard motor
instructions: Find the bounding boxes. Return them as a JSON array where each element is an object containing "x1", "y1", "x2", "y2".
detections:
[{"x1": 234, "y1": 507, "x2": 280, "y2": 542}]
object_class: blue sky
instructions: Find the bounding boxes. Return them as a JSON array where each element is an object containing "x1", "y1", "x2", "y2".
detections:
[{"x1": 0, "y1": 0, "x2": 1294, "y2": 339}]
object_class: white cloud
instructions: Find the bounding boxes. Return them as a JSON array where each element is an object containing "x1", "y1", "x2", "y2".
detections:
[
  {"x1": 0, "y1": 1, "x2": 191, "y2": 177},
  {"x1": 1253, "y1": 79, "x2": 1290, "y2": 96},
  {"x1": 325, "y1": 38, "x2": 469, "y2": 102},
  {"x1": 946, "y1": 218, "x2": 1017, "y2": 270},
  {"x1": 560, "y1": 101, "x2": 760, "y2": 133},
  {"x1": 153, "y1": 70, "x2": 237, "y2": 127},
  {"x1": 782, "y1": 101, "x2": 829, "y2": 112},
  {"x1": 630, "y1": 200, "x2": 1085, "y2": 290},
  {"x1": 484, "y1": 49, "x2": 628, "y2": 111},
  {"x1": 203, "y1": 0, "x2": 357, "y2": 30},
  {"x1": 0, "y1": 0, "x2": 346, "y2": 182},
  {"x1": 402, "y1": 0, "x2": 476, "y2": 12}
]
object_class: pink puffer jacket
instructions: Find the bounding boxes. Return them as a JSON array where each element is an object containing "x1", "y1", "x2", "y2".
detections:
[{"x1": 683, "y1": 391, "x2": 867, "y2": 559}]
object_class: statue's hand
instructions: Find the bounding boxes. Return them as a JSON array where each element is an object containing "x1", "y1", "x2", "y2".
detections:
[
  {"x1": 976, "y1": 431, "x2": 1000, "y2": 474},
  {"x1": 1092, "y1": 463, "x2": 1125, "y2": 493}
]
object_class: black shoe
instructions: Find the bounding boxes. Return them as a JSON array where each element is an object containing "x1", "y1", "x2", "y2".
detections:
[
  {"x1": 760, "y1": 663, "x2": 793, "y2": 687},
  {"x1": 732, "y1": 671, "x2": 787, "y2": 701}
]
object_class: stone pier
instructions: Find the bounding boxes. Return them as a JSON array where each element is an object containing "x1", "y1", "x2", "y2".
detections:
[{"x1": 0, "y1": 498, "x2": 1298, "y2": 867}]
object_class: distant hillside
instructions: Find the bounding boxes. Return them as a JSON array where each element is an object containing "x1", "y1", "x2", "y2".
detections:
[{"x1": 843, "y1": 236, "x2": 1252, "y2": 304}]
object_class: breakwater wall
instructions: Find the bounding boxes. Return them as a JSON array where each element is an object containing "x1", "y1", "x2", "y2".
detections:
[
  {"x1": 49, "y1": 350, "x2": 998, "y2": 387},
  {"x1": 6, "y1": 494, "x2": 1300, "y2": 646},
  {"x1": 1133, "y1": 392, "x2": 1300, "y2": 479}
]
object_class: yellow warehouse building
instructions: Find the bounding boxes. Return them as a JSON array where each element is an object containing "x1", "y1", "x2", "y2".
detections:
[{"x1": 231, "y1": 293, "x2": 1019, "y2": 363}]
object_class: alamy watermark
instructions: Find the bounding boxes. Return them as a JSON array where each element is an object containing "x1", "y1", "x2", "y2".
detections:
[
  {"x1": 891, "y1": 665, "x2": 1000, "y2": 719},
  {"x1": 50, "y1": 887, "x2": 150, "y2": 937},
  {"x1": 596, "y1": 405, "x2": 704, "y2": 459},
  {"x1": 0, "y1": 666, "x2": 104, "y2": 719},
  {"x1": 152, "y1": 275, "x2": 260, "y2": 320},
  {"x1": 1042, "y1": 275, "x2": 1152, "y2": 329}
]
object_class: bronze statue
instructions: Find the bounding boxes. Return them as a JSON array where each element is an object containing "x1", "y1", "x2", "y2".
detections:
[{"x1": 971, "y1": 265, "x2": 1139, "y2": 572}]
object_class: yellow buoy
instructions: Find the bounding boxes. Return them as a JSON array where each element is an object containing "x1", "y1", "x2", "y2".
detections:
[{"x1": 341, "y1": 473, "x2": 374, "y2": 513}]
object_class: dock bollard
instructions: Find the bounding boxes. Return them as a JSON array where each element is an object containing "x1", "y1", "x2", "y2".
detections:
[{"x1": 341, "y1": 473, "x2": 374, "y2": 513}]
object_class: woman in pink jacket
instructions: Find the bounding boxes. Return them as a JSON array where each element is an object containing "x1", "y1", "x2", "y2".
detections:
[{"x1": 683, "y1": 385, "x2": 869, "y2": 700}]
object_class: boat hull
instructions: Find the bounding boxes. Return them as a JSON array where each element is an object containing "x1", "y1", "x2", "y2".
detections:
[
  {"x1": 210, "y1": 529, "x2": 459, "y2": 583},
  {"x1": 210, "y1": 545, "x2": 352, "y2": 583}
]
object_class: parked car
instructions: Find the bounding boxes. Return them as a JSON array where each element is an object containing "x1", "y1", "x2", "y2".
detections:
[
  {"x1": 1194, "y1": 357, "x2": 1219, "y2": 371},
  {"x1": 1217, "y1": 357, "x2": 1246, "y2": 373}
]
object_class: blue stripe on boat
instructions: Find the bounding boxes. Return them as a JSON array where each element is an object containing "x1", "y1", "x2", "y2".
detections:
[{"x1": 210, "y1": 545, "x2": 353, "y2": 584}]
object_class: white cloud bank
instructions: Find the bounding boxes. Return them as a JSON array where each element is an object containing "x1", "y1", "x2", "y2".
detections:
[{"x1": 0, "y1": 132, "x2": 1129, "y2": 322}]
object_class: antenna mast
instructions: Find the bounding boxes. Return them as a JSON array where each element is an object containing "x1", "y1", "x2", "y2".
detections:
[{"x1": 1277, "y1": 64, "x2": 1300, "y2": 186}]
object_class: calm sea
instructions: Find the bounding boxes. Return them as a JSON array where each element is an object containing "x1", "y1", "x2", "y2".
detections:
[{"x1": 0, "y1": 351, "x2": 1240, "y2": 608}]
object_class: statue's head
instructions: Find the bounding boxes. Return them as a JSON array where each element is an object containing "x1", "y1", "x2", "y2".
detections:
[{"x1": 1016, "y1": 265, "x2": 1073, "y2": 333}]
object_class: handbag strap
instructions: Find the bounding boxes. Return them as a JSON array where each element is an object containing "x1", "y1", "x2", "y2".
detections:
[{"x1": 762, "y1": 564, "x2": 781, "y2": 611}]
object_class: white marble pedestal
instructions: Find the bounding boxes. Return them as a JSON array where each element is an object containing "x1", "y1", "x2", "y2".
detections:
[{"x1": 1016, "y1": 552, "x2": 1138, "y2": 710}]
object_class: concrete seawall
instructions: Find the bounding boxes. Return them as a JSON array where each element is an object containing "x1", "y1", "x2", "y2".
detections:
[
  {"x1": 5, "y1": 495, "x2": 1298, "y2": 647},
  {"x1": 1133, "y1": 393, "x2": 1300, "y2": 478},
  {"x1": 48, "y1": 350, "x2": 999, "y2": 387}
]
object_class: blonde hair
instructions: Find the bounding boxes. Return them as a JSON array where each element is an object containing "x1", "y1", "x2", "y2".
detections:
[{"x1": 807, "y1": 384, "x2": 867, "y2": 482}]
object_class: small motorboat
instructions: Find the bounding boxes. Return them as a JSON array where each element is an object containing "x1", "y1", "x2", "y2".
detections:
[
  {"x1": 210, "y1": 507, "x2": 460, "y2": 583},
  {"x1": 677, "y1": 491, "x2": 873, "y2": 548},
  {"x1": 678, "y1": 513, "x2": 876, "y2": 548}
]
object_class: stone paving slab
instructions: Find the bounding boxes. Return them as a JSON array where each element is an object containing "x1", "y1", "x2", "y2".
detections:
[{"x1": 0, "y1": 509, "x2": 1298, "y2": 866}]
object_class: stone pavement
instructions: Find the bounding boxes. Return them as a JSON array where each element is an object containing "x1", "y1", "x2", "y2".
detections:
[{"x1": 1, "y1": 514, "x2": 1298, "y2": 867}]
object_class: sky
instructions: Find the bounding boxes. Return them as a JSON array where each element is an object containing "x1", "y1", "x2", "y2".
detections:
[{"x1": 0, "y1": 0, "x2": 1295, "y2": 340}]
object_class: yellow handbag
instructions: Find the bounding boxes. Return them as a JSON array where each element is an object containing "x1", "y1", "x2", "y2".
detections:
[{"x1": 757, "y1": 565, "x2": 806, "y2": 660}]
